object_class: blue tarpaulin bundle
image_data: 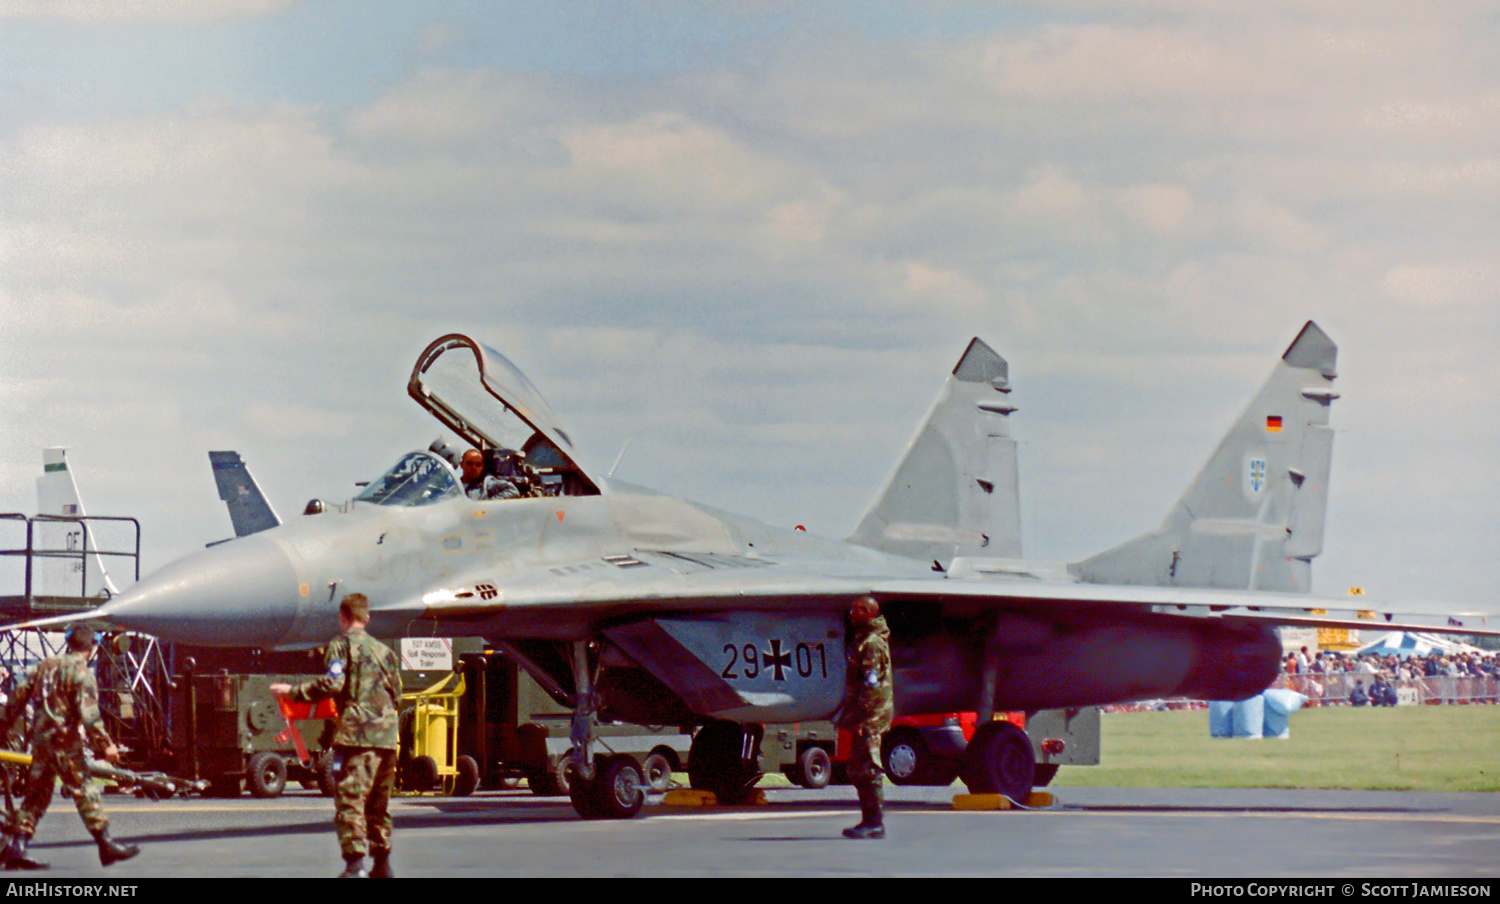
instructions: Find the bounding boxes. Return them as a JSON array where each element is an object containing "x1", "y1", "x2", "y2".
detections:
[
  {"x1": 1208, "y1": 700, "x2": 1234, "y2": 738},
  {"x1": 1208, "y1": 689, "x2": 1308, "y2": 739},
  {"x1": 1261, "y1": 688, "x2": 1307, "y2": 739}
]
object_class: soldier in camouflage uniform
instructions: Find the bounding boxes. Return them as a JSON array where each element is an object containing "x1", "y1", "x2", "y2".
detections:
[
  {"x1": 271, "y1": 593, "x2": 402, "y2": 878},
  {"x1": 836, "y1": 596, "x2": 893, "y2": 840},
  {"x1": 0, "y1": 625, "x2": 140, "y2": 869}
]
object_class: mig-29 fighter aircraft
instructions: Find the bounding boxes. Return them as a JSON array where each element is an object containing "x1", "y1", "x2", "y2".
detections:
[{"x1": 21, "y1": 323, "x2": 1496, "y2": 819}]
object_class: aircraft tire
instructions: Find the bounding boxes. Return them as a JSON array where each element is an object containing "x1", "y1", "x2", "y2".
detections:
[
  {"x1": 959, "y1": 720, "x2": 1035, "y2": 801},
  {"x1": 566, "y1": 759, "x2": 603, "y2": 819},
  {"x1": 246, "y1": 751, "x2": 287, "y2": 799},
  {"x1": 1033, "y1": 763, "x2": 1059, "y2": 787},
  {"x1": 594, "y1": 754, "x2": 646, "y2": 819},
  {"x1": 553, "y1": 751, "x2": 576, "y2": 796}
]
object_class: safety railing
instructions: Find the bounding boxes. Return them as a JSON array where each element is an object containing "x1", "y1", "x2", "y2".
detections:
[
  {"x1": 1100, "y1": 672, "x2": 1499, "y2": 712},
  {"x1": 0, "y1": 513, "x2": 141, "y2": 613},
  {"x1": 1272, "y1": 672, "x2": 1500, "y2": 706}
]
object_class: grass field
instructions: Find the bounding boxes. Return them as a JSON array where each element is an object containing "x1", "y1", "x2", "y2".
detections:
[{"x1": 1051, "y1": 706, "x2": 1500, "y2": 792}]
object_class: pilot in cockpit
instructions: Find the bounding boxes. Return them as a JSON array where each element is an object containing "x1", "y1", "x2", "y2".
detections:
[{"x1": 460, "y1": 448, "x2": 524, "y2": 500}]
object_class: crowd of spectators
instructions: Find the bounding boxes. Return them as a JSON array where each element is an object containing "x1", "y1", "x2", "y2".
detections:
[
  {"x1": 1283, "y1": 644, "x2": 1497, "y2": 680},
  {"x1": 1275, "y1": 644, "x2": 1499, "y2": 707},
  {"x1": 1102, "y1": 645, "x2": 1499, "y2": 712}
]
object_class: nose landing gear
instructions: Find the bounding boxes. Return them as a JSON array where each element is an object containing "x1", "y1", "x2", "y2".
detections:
[{"x1": 564, "y1": 639, "x2": 646, "y2": 820}]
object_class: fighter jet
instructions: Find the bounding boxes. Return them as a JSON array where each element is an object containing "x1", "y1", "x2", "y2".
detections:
[{"x1": 19, "y1": 324, "x2": 1496, "y2": 819}]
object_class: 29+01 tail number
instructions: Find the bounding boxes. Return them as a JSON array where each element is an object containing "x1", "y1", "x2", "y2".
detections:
[{"x1": 721, "y1": 640, "x2": 828, "y2": 682}]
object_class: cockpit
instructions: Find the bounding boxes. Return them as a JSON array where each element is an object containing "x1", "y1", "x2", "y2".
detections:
[
  {"x1": 354, "y1": 451, "x2": 461, "y2": 507},
  {"x1": 405, "y1": 334, "x2": 602, "y2": 498}
]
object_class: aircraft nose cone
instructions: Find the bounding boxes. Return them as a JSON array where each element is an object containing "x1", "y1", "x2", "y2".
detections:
[{"x1": 103, "y1": 535, "x2": 301, "y2": 647}]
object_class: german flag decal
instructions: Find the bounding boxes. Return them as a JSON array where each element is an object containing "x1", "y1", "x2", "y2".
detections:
[{"x1": 1265, "y1": 415, "x2": 1283, "y2": 432}]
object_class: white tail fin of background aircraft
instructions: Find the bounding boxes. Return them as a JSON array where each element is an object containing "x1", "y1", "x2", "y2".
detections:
[
  {"x1": 1072, "y1": 321, "x2": 1338, "y2": 592},
  {"x1": 849, "y1": 337, "x2": 1022, "y2": 568},
  {"x1": 209, "y1": 451, "x2": 281, "y2": 538},
  {"x1": 35, "y1": 447, "x2": 120, "y2": 600}
]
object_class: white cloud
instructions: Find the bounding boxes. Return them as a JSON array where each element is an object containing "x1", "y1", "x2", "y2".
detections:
[
  {"x1": 244, "y1": 402, "x2": 357, "y2": 442},
  {"x1": 902, "y1": 261, "x2": 987, "y2": 308},
  {"x1": 1113, "y1": 184, "x2": 1196, "y2": 238},
  {"x1": 1227, "y1": 195, "x2": 1328, "y2": 255},
  {"x1": 972, "y1": 24, "x2": 1245, "y2": 101},
  {"x1": 1382, "y1": 263, "x2": 1496, "y2": 308}
]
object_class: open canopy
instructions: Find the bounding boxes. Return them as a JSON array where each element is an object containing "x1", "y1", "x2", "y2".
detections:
[{"x1": 408, "y1": 334, "x2": 600, "y2": 495}]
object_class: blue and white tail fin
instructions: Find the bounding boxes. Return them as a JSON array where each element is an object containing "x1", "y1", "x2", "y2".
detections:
[
  {"x1": 209, "y1": 451, "x2": 281, "y2": 538},
  {"x1": 35, "y1": 447, "x2": 120, "y2": 600},
  {"x1": 850, "y1": 338, "x2": 1022, "y2": 569},
  {"x1": 1073, "y1": 321, "x2": 1338, "y2": 592}
]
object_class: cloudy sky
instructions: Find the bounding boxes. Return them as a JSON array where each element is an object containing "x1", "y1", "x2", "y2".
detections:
[{"x1": 2, "y1": 1, "x2": 1496, "y2": 612}]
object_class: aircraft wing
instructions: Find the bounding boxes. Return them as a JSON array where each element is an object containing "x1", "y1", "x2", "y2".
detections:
[
  {"x1": 363, "y1": 546, "x2": 1495, "y2": 726},
  {"x1": 867, "y1": 577, "x2": 1499, "y2": 636},
  {"x1": 378, "y1": 550, "x2": 1499, "y2": 639}
]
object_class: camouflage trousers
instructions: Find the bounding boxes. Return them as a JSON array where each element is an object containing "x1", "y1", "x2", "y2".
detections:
[
  {"x1": 847, "y1": 724, "x2": 885, "y2": 786},
  {"x1": 333, "y1": 747, "x2": 396, "y2": 858},
  {"x1": 10, "y1": 744, "x2": 107, "y2": 837}
]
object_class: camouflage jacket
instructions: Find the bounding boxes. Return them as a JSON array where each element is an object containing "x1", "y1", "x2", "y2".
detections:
[
  {"x1": 0, "y1": 651, "x2": 112, "y2": 757},
  {"x1": 838, "y1": 615, "x2": 894, "y2": 733},
  {"x1": 288, "y1": 628, "x2": 402, "y2": 750}
]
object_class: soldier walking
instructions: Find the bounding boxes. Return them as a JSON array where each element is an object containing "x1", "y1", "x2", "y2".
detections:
[
  {"x1": 837, "y1": 595, "x2": 892, "y2": 839},
  {"x1": 0, "y1": 624, "x2": 140, "y2": 869},
  {"x1": 271, "y1": 593, "x2": 402, "y2": 878}
]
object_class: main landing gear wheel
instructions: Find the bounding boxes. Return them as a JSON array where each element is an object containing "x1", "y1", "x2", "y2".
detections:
[
  {"x1": 568, "y1": 755, "x2": 646, "y2": 820},
  {"x1": 959, "y1": 720, "x2": 1035, "y2": 801},
  {"x1": 688, "y1": 720, "x2": 762, "y2": 804}
]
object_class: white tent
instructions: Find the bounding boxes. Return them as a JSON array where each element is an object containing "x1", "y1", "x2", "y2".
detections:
[{"x1": 1354, "y1": 631, "x2": 1484, "y2": 659}]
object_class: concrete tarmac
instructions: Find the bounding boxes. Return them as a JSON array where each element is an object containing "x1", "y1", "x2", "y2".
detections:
[{"x1": 4, "y1": 784, "x2": 1498, "y2": 878}]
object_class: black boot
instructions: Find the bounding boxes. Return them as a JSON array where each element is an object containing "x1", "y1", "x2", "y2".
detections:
[
  {"x1": 842, "y1": 780, "x2": 885, "y2": 840},
  {"x1": 369, "y1": 847, "x2": 393, "y2": 879},
  {"x1": 3, "y1": 835, "x2": 49, "y2": 870},
  {"x1": 339, "y1": 853, "x2": 368, "y2": 878},
  {"x1": 94, "y1": 829, "x2": 139, "y2": 867}
]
